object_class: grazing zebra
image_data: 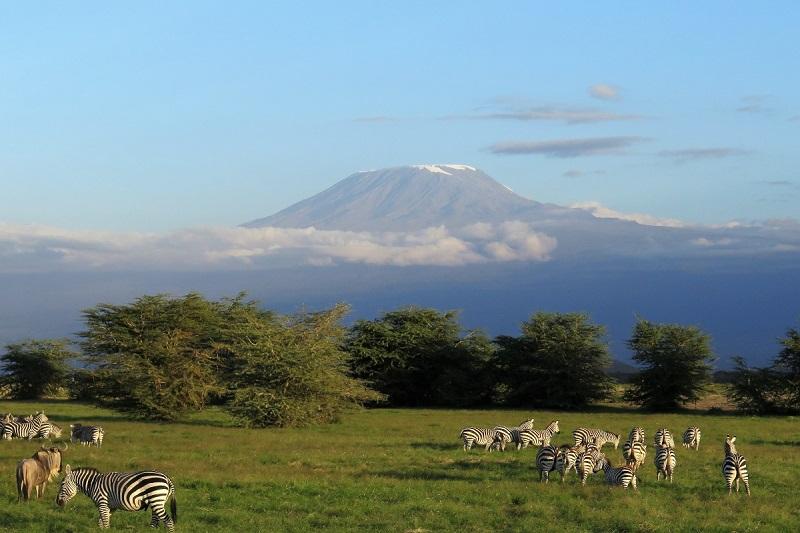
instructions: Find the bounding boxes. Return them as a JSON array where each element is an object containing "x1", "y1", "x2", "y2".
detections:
[
  {"x1": 723, "y1": 435, "x2": 750, "y2": 496},
  {"x1": 576, "y1": 444, "x2": 604, "y2": 485},
  {"x1": 34, "y1": 422, "x2": 62, "y2": 439},
  {"x1": 600, "y1": 457, "x2": 638, "y2": 489},
  {"x1": 459, "y1": 427, "x2": 500, "y2": 452},
  {"x1": 682, "y1": 426, "x2": 701, "y2": 450},
  {"x1": 492, "y1": 418, "x2": 535, "y2": 451},
  {"x1": 518, "y1": 420, "x2": 560, "y2": 449},
  {"x1": 628, "y1": 426, "x2": 646, "y2": 443},
  {"x1": 654, "y1": 428, "x2": 675, "y2": 448},
  {"x1": 71, "y1": 424, "x2": 105, "y2": 447},
  {"x1": 536, "y1": 445, "x2": 559, "y2": 483},
  {"x1": 572, "y1": 428, "x2": 620, "y2": 449},
  {"x1": 56, "y1": 465, "x2": 177, "y2": 531},
  {"x1": 654, "y1": 445, "x2": 677, "y2": 482},
  {"x1": 622, "y1": 440, "x2": 647, "y2": 472},
  {"x1": 555, "y1": 444, "x2": 585, "y2": 482},
  {"x1": 1, "y1": 412, "x2": 49, "y2": 440}
]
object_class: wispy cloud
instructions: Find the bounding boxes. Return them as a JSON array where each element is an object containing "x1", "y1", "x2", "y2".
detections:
[
  {"x1": 354, "y1": 116, "x2": 397, "y2": 123},
  {"x1": 658, "y1": 147, "x2": 751, "y2": 162},
  {"x1": 562, "y1": 169, "x2": 606, "y2": 178},
  {"x1": 488, "y1": 136, "x2": 648, "y2": 158},
  {"x1": 761, "y1": 180, "x2": 795, "y2": 187},
  {"x1": 0, "y1": 222, "x2": 557, "y2": 273},
  {"x1": 736, "y1": 94, "x2": 772, "y2": 114},
  {"x1": 449, "y1": 105, "x2": 639, "y2": 125},
  {"x1": 589, "y1": 84, "x2": 621, "y2": 101},
  {"x1": 570, "y1": 201, "x2": 685, "y2": 228}
]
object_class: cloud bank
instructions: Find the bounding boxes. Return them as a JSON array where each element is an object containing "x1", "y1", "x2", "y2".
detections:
[
  {"x1": 0, "y1": 222, "x2": 557, "y2": 273},
  {"x1": 570, "y1": 201, "x2": 685, "y2": 228},
  {"x1": 489, "y1": 137, "x2": 647, "y2": 158}
]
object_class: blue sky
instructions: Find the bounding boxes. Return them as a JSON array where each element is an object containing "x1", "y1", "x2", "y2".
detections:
[{"x1": 1, "y1": 1, "x2": 798, "y2": 232}]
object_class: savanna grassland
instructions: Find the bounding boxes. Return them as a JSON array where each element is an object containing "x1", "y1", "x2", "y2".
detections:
[{"x1": 0, "y1": 400, "x2": 798, "y2": 532}]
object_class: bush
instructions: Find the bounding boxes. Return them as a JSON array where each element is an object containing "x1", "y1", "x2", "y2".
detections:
[{"x1": 0, "y1": 339, "x2": 74, "y2": 399}]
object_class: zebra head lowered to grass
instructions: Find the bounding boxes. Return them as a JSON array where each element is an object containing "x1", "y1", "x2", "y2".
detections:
[
  {"x1": 723, "y1": 435, "x2": 750, "y2": 496},
  {"x1": 56, "y1": 465, "x2": 177, "y2": 531},
  {"x1": 70, "y1": 424, "x2": 104, "y2": 447}
]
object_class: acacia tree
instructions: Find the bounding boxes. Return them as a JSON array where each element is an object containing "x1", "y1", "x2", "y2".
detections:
[
  {"x1": 80, "y1": 293, "x2": 226, "y2": 420},
  {"x1": 346, "y1": 307, "x2": 495, "y2": 406},
  {"x1": 728, "y1": 324, "x2": 800, "y2": 414},
  {"x1": 495, "y1": 312, "x2": 614, "y2": 408},
  {"x1": 623, "y1": 319, "x2": 715, "y2": 411},
  {"x1": 0, "y1": 339, "x2": 74, "y2": 399}
]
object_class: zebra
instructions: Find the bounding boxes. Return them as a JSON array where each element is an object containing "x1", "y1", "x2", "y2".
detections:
[
  {"x1": 56, "y1": 465, "x2": 177, "y2": 531},
  {"x1": 628, "y1": 426, "x2": 646, "y2": 443},
  {"x1": 71, "y1": 424, "x2": 105, "y2": 447},
  {"x1": 600, "y1": 456, "x2": 638, "y2": 489},
  {"x1": 492, "y1": 418, "x2": 535, "y2": 451},
  {"x1": 536, "y1": 445, "x2": 559, "y2": 483},
  {"x1": 34, "y1": 421, "x2": 63, "y2": 439},
  {"x1": 622, "y1": 440, "x2": 647, "y2": 472},
  {"x1": 459, "y1": 427, "x2": 500, "y2": 452},
  {"x1": 723, "y1": 435, "x2": 750, "y2": 496},
  {"x1": 682, "y1": 426, "x2": 701, "y2": 450},
  {"x1": 654, "y1": 428, "x2": 675, "y2": 448},
  {"x1": 576, "y1": 444, "x2": 604, "y2": 485},
  {"x1": 1, "y1": 412, "x2": 49, "y2": 440},
  {"x1": 555, "y1": 444, "x2": 585, "y2": 482},
  {"x1": 654, "y1": 445, "x2": 677, "y2": 482},
  {"x1": 518, "y1": 420, "x2": 560, "y2": 449},
  {"x1": 572, "y1": 428, "x2": 620, "y2": 449}
]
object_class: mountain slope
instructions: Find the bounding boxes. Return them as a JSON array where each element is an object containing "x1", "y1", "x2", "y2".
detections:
[{"x1": 243, "y1": 164, "x2": 573, "y2": 231}]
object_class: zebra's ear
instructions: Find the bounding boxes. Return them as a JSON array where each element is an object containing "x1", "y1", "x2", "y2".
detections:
[
  {"x1": 731, "y1": 435, "x2": 736, "y2": 442},
  {"x1": 64, "y1": 464, "x2": 71, "y2": 474}
]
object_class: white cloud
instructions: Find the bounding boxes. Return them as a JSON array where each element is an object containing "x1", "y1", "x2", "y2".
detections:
[
  {"x1": 0, "y1": 222, "x2": 557, "y2": 273},
  {"x1": 570, "y1": 201, "x2": 685, "y2": 228},
  {"x1": 589, "y1": 84, "x2": 621, "y2": 101}
]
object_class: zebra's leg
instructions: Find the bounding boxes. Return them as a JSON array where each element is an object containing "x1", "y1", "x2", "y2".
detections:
[
  {"x1": 150, "y1": 510, "x2": 160, "y2": 528},
  {"x1": 151, "y1": 501, "x2": 173, "y2": 531},
  {"x1": 97, "y1": 501, "x2": 112, "y2": 529}
]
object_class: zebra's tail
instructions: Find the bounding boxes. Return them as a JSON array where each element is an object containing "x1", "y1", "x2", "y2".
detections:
[{"x1": 168, "y1": 478, "x2": 177, "y2": 523}]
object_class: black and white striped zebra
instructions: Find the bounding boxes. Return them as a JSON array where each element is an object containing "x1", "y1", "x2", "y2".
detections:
[
  {"x1": 555, "y1": 444, "x2": 585, "y2": 482},
  {"x1": 34, "y1": 421, "x2": 62, "y2": 439},
  {"x1": 628, "y1": 426, "x2": 645, "y2": 443},
  {"x1": 600, "y1": 456, "x2": 638, "y2": 489},
  {"x1": 1, "y1": 412, "x2": 49, "y2": 440},
  {"x1": 576, "y1": 444, "x2": 604, "y2": 485},
  {"x1": 492, "y1": 418, "x2": 535, "y2": 451},
  {"x1": 654, "y1": 428, "x2": 675, "y2": 448},
  {"x1": 682, "y1": 426, "x2": 701, "y2": 450},
  {"x1": 70, "y1": 424, "x2": 105, "y2": 447},
  {"x1": 459, "y1": 427, "x2": 500, "y2": 452},
  {"x1": 518, "y1": 420, "x2": 560, "y2": 449},
  {"x1": 623, "y1": 440, "x2": 647, "y2": 472},
  {"x1": 654, "y1": 444, "x2": 677, "y2": 482},
  {"x1": 572, "y1": 428, "x2": 620, "y2": 449},
  {"x1": 536, "y1": 445, "x2": 559, "y2": 483},
  {"x1": 723, "y1": 435, "x2": 750, "y2": 496},
  {"x1": 56, "y1": 465, "x2": 177, "y2": 531}
]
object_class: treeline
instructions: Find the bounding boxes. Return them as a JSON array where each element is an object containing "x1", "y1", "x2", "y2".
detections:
[{"x1": 0, "y1": 293, "x2": 796, "y2": 425}]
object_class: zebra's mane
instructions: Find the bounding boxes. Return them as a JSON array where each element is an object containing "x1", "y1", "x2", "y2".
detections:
[{"x1": 73, "y1": 466, "x2": 101, "y2": 474}]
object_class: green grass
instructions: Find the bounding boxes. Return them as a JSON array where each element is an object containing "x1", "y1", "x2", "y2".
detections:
[{"x1": 0, "y1": 401, "x2": 798, "y2": 532}]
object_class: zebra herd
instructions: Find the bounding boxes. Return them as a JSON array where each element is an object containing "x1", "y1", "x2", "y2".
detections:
[
  {"x1": 459, "y1": 418, "x2": 751, "y2": 495},
  {"x1": 6, "y1": 410, "x2": 177, "y2": 531}
]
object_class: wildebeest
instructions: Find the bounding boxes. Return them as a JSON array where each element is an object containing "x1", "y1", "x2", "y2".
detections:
[{"x1": 16, "y1": 443, "x2": 67, "y2": 501}]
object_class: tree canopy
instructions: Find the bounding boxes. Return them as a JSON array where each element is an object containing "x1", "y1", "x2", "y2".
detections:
[
  {"x1": 494, "y1": 312, "x2": 614, "y2": 408},
  {"x1": 0, "y1": 339, "x2": 74, "y2": 399},
  {"x1": 623, "y1": 319, "x2": 715, "y2": 411}
]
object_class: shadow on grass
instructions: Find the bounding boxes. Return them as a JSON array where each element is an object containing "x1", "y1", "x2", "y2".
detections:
[
  {"x1": 409, "y1": 442, "x2": 457, "y2": 451},
  {"x1": 750, "y1": 439, "x2": 800, "y2": 446},
  {"x1": 368, "y1": 458, "x2": 532, "y2": 482}
]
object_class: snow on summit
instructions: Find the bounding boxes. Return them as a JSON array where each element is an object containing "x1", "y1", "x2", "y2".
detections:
[{"x1": 411, "y1": 164, "x2": 477, "y2": 175}]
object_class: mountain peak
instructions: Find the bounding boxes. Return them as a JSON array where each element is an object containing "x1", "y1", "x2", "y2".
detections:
[{"x1": 243, "y1": 164, "x2": 544, "y2": 231}]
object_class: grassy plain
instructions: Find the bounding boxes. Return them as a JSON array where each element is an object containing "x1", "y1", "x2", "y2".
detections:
[{"x1": 0, "y1": 400, "x2": 797, "y2": 532}]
